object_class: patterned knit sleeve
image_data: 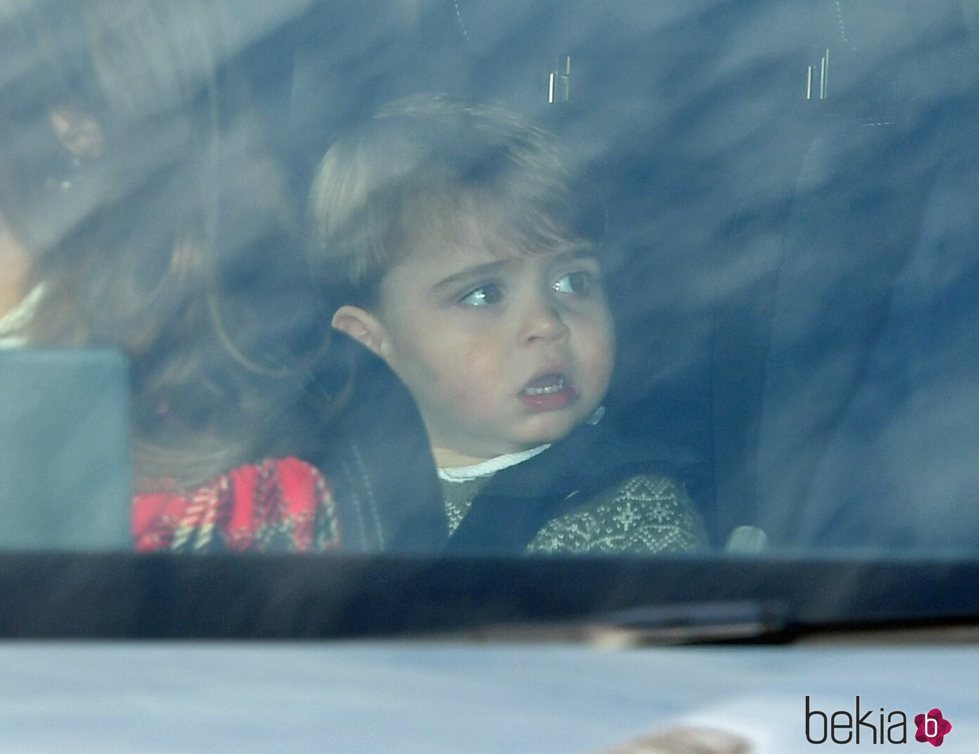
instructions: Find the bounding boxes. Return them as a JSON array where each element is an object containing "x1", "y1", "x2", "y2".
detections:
[
  {"x1": 133, "y1": 457, "x2": 341, "y2": 553},
  {"x1": 526, "y1": 474, "x2": 707, "y2": 555}
]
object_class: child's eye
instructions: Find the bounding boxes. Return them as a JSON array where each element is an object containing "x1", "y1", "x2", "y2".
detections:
[
  {"x1": 552, "y1": 270, "x2": 593, "y2": 296},
  {"x1": 458, "y1": 283, "x2": 503, "y2": 306}
]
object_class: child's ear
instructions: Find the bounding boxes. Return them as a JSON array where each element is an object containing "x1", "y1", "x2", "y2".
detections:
[{"x1": 331, "y1": 305, "x2": 389, "y2": 358}]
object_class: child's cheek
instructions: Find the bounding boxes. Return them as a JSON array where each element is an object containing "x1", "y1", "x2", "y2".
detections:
[{"x1": 582, "y1": 317, "x2": 616, "y2": 398}]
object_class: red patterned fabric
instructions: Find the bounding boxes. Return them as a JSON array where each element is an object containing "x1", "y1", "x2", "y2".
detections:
[{"x1": 133, "y1": 457, "x2": 341, "y2": 553}]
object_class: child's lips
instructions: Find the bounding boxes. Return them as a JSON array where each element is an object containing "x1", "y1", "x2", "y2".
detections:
[{"x1": 519, "y1": 372, "x2": 577, "y2": 411}]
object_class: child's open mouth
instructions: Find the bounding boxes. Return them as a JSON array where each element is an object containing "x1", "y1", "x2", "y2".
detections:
[{"x1": 519, "y1": 373, "x2": 577, "y2": 411}]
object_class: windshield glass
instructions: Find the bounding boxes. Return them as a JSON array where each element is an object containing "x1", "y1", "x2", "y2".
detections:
[{"x1": 1, "y1": 0, "x2": 977, "y2": 560}]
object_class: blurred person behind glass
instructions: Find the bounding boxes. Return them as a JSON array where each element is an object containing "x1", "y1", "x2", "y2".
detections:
[{"x1": 0, "y1": 0, "x2": 437, "y2": 552}]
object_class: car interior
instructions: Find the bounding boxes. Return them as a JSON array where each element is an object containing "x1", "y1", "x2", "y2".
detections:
[{"x1": 2, "y1": 0, "x2": 978, "y2": 639}]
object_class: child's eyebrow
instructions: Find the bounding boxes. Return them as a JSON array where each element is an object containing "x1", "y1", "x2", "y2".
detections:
[
  {"x1": 430, "y1": 247, "x2": 599, "y2": 293},
  {"x1": 431, "y1": 259, "x2": 509, "y2": 293},
  {"x1": 549, "y1": 248, "x2": 600, "y2": 265}
]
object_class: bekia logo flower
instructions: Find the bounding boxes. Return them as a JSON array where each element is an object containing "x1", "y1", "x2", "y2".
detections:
[
  {"x1": 915, "y1": 709, "x2": 951, "y2": 747},
  {"x1": 805, "y1": 697, "x2": 953, "y2": 746}
]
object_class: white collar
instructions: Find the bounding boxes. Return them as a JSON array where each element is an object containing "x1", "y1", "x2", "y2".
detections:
[
  {"x1": 435, "y1": 406, "x2": 605, "y2": 483},
  {"x1": 438, "y1": 444, "x2": 551, "y2": 483}
]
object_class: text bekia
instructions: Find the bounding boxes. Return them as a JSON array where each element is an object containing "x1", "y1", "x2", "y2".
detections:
[{"x1": 805, "y1": 697, "x2": 908, "y2": 745}]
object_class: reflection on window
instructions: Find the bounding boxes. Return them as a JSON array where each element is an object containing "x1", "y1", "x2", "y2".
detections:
[{"x1": 1, "y1": 0, "x2": 977, "y2": 556}]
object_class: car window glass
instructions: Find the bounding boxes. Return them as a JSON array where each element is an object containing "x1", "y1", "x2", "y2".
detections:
[{"x1": 1, "y1": 0, "x2": 977, "y2": 557}]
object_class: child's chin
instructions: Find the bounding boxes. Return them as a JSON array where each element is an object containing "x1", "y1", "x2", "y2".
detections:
[{"x1": 515, "y1": 414, "x2": 582, "y2": 445}]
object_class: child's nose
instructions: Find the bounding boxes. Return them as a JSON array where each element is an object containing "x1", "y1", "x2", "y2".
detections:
[{"x1": 519, "y1": 296, "x2": 570, "y2": 343}]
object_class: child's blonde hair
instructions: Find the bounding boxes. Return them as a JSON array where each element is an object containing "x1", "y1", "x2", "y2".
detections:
[{"x1": 307, "y1": 94, "x2": 602, "y2": 308}]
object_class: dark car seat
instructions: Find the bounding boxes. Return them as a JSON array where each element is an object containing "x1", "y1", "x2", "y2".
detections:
[{"x1": 714, "y1": 0, "x2": 974, "y2": 548}]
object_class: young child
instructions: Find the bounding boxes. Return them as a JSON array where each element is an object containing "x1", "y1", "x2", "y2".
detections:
[{"x1": 307, "y1": 95, "x2": 706, "y2": 554}]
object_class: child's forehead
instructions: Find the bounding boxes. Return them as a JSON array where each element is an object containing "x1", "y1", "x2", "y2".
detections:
[
  {"x1": 401, "y1": 198, "x2": 593, "y2": 267},
  {"x1": 402, "y1": 225, "x2": 594, "y2": 282}
]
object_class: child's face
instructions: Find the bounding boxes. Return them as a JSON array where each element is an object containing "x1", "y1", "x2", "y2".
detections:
[{"x1": 338, "y1": 222, "x2": 615, "y2": 467}]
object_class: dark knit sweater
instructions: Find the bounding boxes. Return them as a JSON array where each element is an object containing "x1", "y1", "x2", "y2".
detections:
[{"x1": 443, "y1": 423, "x2": 706, "y2": 555}]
